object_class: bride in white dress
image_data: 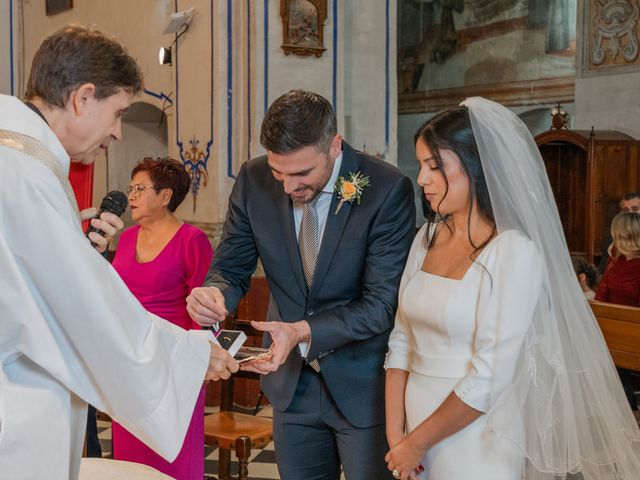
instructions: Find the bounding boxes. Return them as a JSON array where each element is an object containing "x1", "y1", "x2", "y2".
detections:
[{"x1": 385, "y1": 98, "x2": 640, "y2": 480}]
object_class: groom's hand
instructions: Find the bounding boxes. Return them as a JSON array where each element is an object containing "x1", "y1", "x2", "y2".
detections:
[
  {"x1": 187, "y1": 286, "x2": 228, "y2": 327},
  {"x1": 241, "y1": 320, "x2": 310, "y2": 375}
]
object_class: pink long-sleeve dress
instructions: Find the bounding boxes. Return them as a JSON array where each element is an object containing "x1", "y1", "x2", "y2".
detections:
[{"x1": 111, "y1": 223, "x2": 213, "y2": 480}]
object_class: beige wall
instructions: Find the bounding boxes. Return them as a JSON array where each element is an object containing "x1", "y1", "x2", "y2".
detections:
[
  {"x1": 573, "y1": 1, "x2": 640, "y2": 138},
  {"x1": 15, "y1": 0, "x2": 395, "y2": 239},
  {"x1": 1, "y1": 0, "x2": 14, "y2": 95},
  {"x1": 20, "y1": 1, "x2": 175, "y2": 91},
  {"x1": 343, "y1": 2, "x2": 397, "y2": 161},
  {"x1": 7, "y1": 0, "x2": 640, "y2": 236},
  {"x1": 574, "y1": 71, "x2": 640, "y2": 139},
  {"x1": 574, "y1": 0, "x2": 640, "y2": 139}
]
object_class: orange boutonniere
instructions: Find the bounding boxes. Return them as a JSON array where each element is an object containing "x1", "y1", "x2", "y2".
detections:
[{"x1": 333, "y1": 171, "x2": 370, "y2": 214}]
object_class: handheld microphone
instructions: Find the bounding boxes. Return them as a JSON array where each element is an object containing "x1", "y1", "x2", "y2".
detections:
[{"x1": 86, "y1": 190, "x2": 128, "y2": 247}]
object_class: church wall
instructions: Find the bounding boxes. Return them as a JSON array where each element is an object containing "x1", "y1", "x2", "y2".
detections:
[
  {"x1": 12, "y1": 0, "x2": 394, "y2": 243},
  {"x1": 0, "y1": 0, "x2": 15, "y2": 96},
  {"x1": 9, "y1": 0, "x2": 639, "y2": 233},
  {"x1": 396, "y1": 0, "x2": 579, "y2": 225},
  {"x1": 397, "y1": 1, "x2": 640, "y2": 225},
  {"x1": 573, "y1": 1, "x2": 640, "y2": 139},
  {"x1": 574, "y1": 71, "x2": 640, "y2": 139},
  {"x1": 343, "y1": 1, "x2": 397, "y2": 163}
]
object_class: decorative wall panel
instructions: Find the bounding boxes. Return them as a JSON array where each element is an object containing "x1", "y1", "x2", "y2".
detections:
[{"x1": 583, "y1": 0, "x2": 640, "y2": 76}]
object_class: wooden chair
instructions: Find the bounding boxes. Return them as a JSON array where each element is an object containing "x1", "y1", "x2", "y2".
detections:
[
  {"x1": 590, "y1": 301, "x2": 640, "y2": 372},
  {"x1": 204, "y1": 314, "x2": 273, "y2": 480}
]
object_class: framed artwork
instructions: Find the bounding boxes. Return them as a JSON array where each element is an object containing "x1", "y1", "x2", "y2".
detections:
[
  {"x1": 46, "y1": 0, "x2": 72, "y2": 16},
  {"x1": 581, "y1": 0, "x2": 640, "y2": 77},
  {"x1": 398, "y1": 1, "x2": 577, "y2": 113},
  {"x1": 280, "y1": 0, "x2": 327, "y2": 57}
]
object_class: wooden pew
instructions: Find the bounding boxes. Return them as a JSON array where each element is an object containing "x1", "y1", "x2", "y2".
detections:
[{"x1": 589, "y1": 301, "x2": 640, "y2": 372}]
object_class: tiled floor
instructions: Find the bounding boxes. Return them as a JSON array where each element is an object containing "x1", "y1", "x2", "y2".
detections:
[
  {"x1": 96, "y1": 403, "x2": 640, "y2": 480},
  {"x1": 97, "y1": 405, "x2": 281, "y2": 480},
  {"x1": 204, "y1": 405, "x2": 280, "y2": 480}
]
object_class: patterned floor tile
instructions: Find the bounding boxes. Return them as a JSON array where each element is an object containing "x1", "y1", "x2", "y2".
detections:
[{"x1": 96, "y1": 405, "x2": 352, "y2": 479}]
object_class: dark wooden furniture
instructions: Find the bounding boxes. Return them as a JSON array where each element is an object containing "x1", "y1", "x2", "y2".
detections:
[
  {"x1": 535, "y1": 130, "x2": 640, "y2": 264},
  {"x1": 204, "y1": 314, "x2": 273, "y2": 480},
  {"x1": 206, "y1": 277, "x2": 271, "y2": 409},
  {"x1": 590, "y1": 301, "x2": 640, "y2": 372}
]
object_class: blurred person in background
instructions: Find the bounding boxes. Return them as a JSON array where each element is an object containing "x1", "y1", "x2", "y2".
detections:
[
  {"x1": 596, "y1": 211, "x2": 640, "y2": 307},
  {"x1": 596, "y1": 211, "x2": 640, "y2": 411},
  {"x1": 111, "y1": 157, "x2": 214, "y2": 479},
  {"x1": 599, "y1": 193, "x2": 640, "y2": 273},
  {"x1": 572, "y1": 256, "x2": 599, "y2": 301}
]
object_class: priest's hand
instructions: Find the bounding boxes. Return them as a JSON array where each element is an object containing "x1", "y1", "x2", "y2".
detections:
[
  {"x1": 187, "y1": 286, "x2": 228, "y2": 328},
  {"x1": 80, "y1": 207, "x2": 124, "y2": 254},
  {"x1": 206, "y1": 343, "x2": 239, "y2": 381},
  {"x1": 241, "y1": 320, "x2": 310, "y2": 375}
]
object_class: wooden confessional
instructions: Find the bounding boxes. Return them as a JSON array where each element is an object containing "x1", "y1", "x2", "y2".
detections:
[{"x1": 535, "y1": 129, "x2": 640, "y2": 264}]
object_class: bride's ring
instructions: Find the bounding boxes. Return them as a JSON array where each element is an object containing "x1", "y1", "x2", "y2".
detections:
[{"x1": 392, "y1": 469, "x2": 401, "y2": 479}]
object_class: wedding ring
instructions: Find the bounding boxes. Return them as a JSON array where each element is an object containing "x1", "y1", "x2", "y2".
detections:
[{"x1": 392, "y1": 469, "x2": 401, "y2": 479}]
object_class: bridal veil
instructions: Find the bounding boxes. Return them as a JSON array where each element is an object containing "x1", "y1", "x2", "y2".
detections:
[{"x1": 462, "y1": 97, "x2": 640, "y2": 479}]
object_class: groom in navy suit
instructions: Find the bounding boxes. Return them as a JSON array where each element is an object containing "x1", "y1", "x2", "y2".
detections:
[{"x1": 187, "y1": 90, "x2": 415, "y2": 479}]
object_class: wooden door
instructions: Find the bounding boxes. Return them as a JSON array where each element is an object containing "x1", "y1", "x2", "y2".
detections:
[
  {"x1": 592, "y1": 142, "x2": 640, "y2": 259},
  {"x1": 538, "y1": 141, "x2": 588, "y2": 257}
]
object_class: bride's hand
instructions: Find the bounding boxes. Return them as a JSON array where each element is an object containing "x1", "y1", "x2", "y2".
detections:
[
  {"x1": 386, "y1": 428, "x2": 405, "y2": 449},
  {"x1": 385, "y1": 435, "x2": 423, "y2": 480}
]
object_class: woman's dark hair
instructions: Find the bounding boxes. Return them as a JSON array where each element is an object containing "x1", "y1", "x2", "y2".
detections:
[
  {"x1": 25, "y1": 25, "x2": 143, "y2": 108},
  {"x1": 260, "y1": 90, "x2": 337, "y2": 154},
  {"x1": 571, "y1": 257, "x2": 599, "y2": 289},
  {"x1": 132, "y1": 157, "x2": 190, "y2": 212},
  {"x1": 414, "y1": 106, "x2": 495, "y2": 256}
]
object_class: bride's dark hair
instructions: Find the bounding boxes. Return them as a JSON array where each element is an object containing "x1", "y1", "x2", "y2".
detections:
[{"x1": 414, "y1": 106, "x2": 495, "y2": 255}]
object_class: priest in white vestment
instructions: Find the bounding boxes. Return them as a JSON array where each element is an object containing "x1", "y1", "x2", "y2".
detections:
[{"x1": 0, "y1": 25, "x2": 238, "y2": 479}]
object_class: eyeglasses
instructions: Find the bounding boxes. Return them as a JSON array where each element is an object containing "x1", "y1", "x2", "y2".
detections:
[{"x1": 126, "y1": 184, "x2": 157, "y2": 196}]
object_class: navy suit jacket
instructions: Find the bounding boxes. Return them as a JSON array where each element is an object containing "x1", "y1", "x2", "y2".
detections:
[{"x1": 205, "y1": 142, "x2": 415, "y2": 428}]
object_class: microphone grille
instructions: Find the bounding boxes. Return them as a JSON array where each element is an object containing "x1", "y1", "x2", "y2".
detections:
[{"x1": 100, "y1": 190, "x2": 128, "y2": 216}]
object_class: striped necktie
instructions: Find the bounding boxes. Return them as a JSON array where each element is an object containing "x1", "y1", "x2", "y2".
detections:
[
  {"x1": 298, "y1": 194, "x2": 322, "y2": 287},
  {"x1": 298, "y1": 194, "x2": 323, "y2": 373}
]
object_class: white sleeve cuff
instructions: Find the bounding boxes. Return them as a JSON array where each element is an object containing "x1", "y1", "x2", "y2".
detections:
[
  {"x1": 298, "y1": 341, "x2": 310, "y2": 358},
  {"x1": 454, "y1": 376, "x2": 491, "y2": 413},
  {"x1": 384, "y1": 349, "x2": 410, "y2": 371}
]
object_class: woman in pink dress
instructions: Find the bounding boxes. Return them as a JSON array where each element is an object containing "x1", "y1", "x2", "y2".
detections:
[{"x1": 112, "y1": 157, "x2": 213, "y2": 479}]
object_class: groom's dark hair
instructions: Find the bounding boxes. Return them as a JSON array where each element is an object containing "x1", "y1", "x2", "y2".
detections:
[{"x1": 260, "y1": 90, "x2": 337, "y2": 154}]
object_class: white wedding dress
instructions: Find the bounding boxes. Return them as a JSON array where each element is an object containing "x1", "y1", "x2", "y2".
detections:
[{"x1": 386, "y1": 224, "x2": 543, "y2": 480}]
